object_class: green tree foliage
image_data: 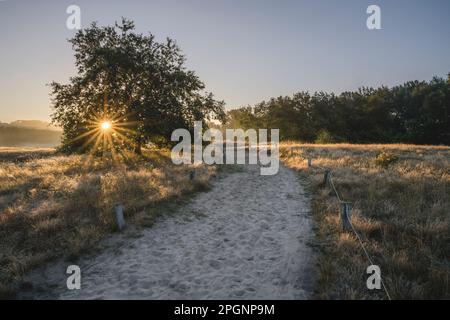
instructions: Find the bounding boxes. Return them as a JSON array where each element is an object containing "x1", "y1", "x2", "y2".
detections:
[
  {"x1": 226, "y1": 75, "x2": 450, "y2": 145},
  {"x1": 51, "y1": 19, "x2": 225, "y2": 153},
  {"x1": 314, "y1": 130, "x2": 335, "y2": 144}
]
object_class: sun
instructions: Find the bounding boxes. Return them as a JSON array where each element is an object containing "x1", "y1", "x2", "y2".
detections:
[
  {"x1": 67, "y1": 110, "x2": 140, "y2": 160},
  {"x1": 101, "y1": 121, "x2": 111, "y2": 130}
]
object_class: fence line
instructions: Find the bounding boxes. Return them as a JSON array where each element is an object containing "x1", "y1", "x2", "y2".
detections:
[{"x1": 308, "y1": 158, "x2": 392, "y2": 300}]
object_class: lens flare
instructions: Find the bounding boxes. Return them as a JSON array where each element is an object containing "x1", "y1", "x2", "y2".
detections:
[
  {"x1": 66, "y1": 110, "x2": 140, "y2": 161},
  {"x1": 101, "y1": 121, "x2": 111, "y2": 130}
]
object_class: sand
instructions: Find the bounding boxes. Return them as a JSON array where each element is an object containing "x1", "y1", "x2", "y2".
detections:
[{"x1": 21, "y1": 163, "x2": 315, "y2": 299}]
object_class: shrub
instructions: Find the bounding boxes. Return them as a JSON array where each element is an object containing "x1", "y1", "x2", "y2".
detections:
[
  {"x1": 375, "y1": 150, "x2": 399, "y2": 168},
  {"x1": 315, "y1": 130, "x2": 336, "y2": 144}
]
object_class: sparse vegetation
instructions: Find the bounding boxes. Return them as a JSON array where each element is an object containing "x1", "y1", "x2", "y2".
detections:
[
  {"x1": 0, "y1": 147, "x2": 215, "y2": 298},
  {"x1": 280, "y1": 143, "x2": 450, "y2": 299}
]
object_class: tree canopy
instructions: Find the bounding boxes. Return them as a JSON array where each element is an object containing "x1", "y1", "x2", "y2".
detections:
[
  {"x1": 226, "y1": 75, "x2": 450, "y2": 145},
  {"x1": 51, "y1": 18, "x2": 225, "y2": 154}
]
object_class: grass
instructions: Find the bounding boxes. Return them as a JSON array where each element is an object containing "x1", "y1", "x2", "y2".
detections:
[
  {"x1": 2, "y1": 143, "x2": 448, "y2": 299},
  {"x1": 280, "y1": 142, "x2": 450, "y2": 299},
  {"x1": 0, "y1": 147, "x2": 215, "y2": 298}
]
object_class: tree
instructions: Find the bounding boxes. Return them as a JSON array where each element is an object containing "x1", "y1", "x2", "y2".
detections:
[
  {"x1": 225, "y1": 73, "x2": 450, "y2": 145},
  {"x1": 50, "y1": 18, "x2": 225, "y2": 154}
]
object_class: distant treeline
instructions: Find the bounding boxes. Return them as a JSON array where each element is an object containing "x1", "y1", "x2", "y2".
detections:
[
  {"x1": 226, "y1": 74, "x2": 450, "y2": 145},
  {"x1": 0, "y1": 126, "x2": 61, "y2": 147}
]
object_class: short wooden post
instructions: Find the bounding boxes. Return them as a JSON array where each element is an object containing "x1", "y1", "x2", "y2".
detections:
[
  {"x1": 114, "y1": 204, "x2": 126, "y2": 231},
  {"x1": 307, "y1": 158, "x2": 312, "y2": 167},
  {"x1": 323, "y1": 169, "x2": 331, "y2": 187},
  {"x1": 340, "y1": 202, "x2": 352, "y2": 231}
]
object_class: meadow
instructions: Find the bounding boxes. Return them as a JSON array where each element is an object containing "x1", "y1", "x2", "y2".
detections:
[
  {"x1": 0, "y1": 147, "x2": 214, "y2": 298},
  {"x1": 1, "y1": 143, "x2": 449, "y2": 299},
  {"x1": 280, "y1": 143, "x2": 450, "y2": 299}
]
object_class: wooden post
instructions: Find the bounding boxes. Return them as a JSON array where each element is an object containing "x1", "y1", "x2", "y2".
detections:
[
  {"x1": 323, "y1": 170, "x2": 331, "y2": 187},
  {"x1": 340, "y1": 202, "x2": 352, "y2": 231},
  {"x1": 114, "y1": 204, "x2": 126, "y2": 231},
  {"x1": 307, "y1": 158, "x2": 312, "y2": 167}
]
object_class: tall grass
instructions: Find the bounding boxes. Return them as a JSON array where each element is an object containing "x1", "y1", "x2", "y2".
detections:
[
  {"x1": 0, "y1": 148, "x2": 215, "y2": 298},
  {"x1": 280, "y1": 143, "x2": 450, "y2": 299}
]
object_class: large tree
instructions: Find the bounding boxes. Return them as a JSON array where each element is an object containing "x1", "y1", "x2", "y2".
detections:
[{"x1": 51, "y1": 18, "x2": 225, "y2": 154}]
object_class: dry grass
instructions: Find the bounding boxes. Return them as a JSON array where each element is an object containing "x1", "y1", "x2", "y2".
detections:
[
  {"x1": 0, "y1": 147, "x2": 215, "y2": 298},
  {"x1": 280, "y1": 142, "x2": 450, "y2": 299},
  {"x1": 0, "y1": 147, "x2": 55, "y2": 163}
]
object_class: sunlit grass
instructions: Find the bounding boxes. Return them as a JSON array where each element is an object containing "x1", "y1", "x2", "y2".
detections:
[
  {"x1": 0, "y1": 147, "x2": 216, "y2": 298},
  {"x1": 280, "y1": 142, "x2": 450, "y2": 299}
]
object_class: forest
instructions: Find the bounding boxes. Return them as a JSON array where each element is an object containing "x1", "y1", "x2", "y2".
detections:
[{"x1": 226, "y1": 75, "x2": 450, "y2": 145}]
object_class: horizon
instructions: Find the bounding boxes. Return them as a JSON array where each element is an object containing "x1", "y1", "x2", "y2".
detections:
[
  {"x1": 1, "y1": 71, "x2": 449, "y2": 125},
  {"x1": 1, "y1": 0, "x2": 450, "y2": 123}
]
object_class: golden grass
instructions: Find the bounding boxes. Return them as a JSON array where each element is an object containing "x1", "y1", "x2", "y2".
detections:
[
  {"x1": 280, "y1": 142, "x2": 450, "y2": 299},
  {"x1": 0, "y1": 147, "x2": 215, "y2": 298}
]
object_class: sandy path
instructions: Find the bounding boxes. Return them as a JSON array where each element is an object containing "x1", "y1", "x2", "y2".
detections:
[{"x1": 23, "y1": 163, "x2": 315, "y2": 299}]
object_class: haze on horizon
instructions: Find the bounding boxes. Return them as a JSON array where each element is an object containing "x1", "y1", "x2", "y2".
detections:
[{"x1": 0, "y1": 0, "x2": 449, "y2": 123}]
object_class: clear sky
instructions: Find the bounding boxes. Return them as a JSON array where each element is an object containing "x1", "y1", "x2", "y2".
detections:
[{"x1": 1, "y1": 0, "x2": 449, "y2": 122}]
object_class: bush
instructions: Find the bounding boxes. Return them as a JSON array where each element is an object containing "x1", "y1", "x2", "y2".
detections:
[
  {"x1": 375, "y1": 150, "x2": 399, "y2": 168},
  {"x1": 315, "y1": 130, "x2": 336, "y2": 144}
]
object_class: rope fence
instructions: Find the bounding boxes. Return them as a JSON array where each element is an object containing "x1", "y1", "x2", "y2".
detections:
[{"x1": 307, "y1": 157, "x2": 392, "y2": 300}]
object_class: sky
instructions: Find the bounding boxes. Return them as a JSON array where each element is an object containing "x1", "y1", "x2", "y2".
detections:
[{"x1": 0, "y1": 0, "x2": 449, "y2": 122}]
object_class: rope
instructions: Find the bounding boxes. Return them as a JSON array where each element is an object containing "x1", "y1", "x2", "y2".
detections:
[
  {"x1": 308, "y1": 157, "x2": 392, "y2": 300},
  {"x1": 345, "y1": 207, "x2": 392, "y2": 300},
  {"x1": 328, "y1": 172, "x2": 342, "y2": 202}
]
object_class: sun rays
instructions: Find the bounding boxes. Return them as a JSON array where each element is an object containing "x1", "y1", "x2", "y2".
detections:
[{"x1": 64, "y1": 110, "x2": 142, "y2": 168}]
